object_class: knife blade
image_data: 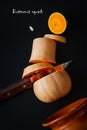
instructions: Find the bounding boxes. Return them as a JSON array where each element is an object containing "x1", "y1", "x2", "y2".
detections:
[
  {"x1": 0, "y1": 60, "x2": 72, "y2": 102},
  {"x1": 61, "y1": 60, "x2": 72, "y2": 69}
]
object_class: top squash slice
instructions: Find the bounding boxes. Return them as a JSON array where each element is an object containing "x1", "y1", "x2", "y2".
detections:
[{"x1": 48, "y1": 12, "x2": 67, "y2": 34}]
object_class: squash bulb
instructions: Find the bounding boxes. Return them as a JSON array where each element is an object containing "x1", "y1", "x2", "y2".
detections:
[{"x1": 33, "y1": 69, "x2": 72, "y2": 103}]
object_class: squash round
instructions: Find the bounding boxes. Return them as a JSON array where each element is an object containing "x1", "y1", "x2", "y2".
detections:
[
  {"x1": 29, "y1": 37, "x2": 56, "y2": 64},
  {"x1": 44, "y1": 34, "x2": 66, "y2": 43}
]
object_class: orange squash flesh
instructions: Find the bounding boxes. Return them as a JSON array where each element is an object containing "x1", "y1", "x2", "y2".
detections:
[
  {"x1": 54, "y1": 65, "x2": 63, "y2": 71},
  {"x1": 30, "y1": 65, "x2": 63, "y2": 82},
  {"x1": 30, "y1": 68, "x2": 55, "y2": 82},
  {"x1": 48, "y1": 12, "x2": 67, "y2": 34},
  {"x1": 22, "y1": 60, "x2": 64, "y2": 83},
  {"x1": 22, "y1": 62, "x2": 54, "y2": 79},
  {"x1": 29, "y1": 60, "x2": 56, "y2": 64},
  {"x1": 23, "y1": 67, "x2": 52, "y2": 79}
]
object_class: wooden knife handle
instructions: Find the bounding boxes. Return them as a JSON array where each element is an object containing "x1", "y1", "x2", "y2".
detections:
[
  {"x1": 0, "y1": 77, "x2": 32, "y2": 102},
  {"x1": 0, "y1": 68, "x2": 55, "y2": 102}
]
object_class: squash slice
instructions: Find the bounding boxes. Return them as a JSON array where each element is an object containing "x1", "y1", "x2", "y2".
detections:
[
  {"x1": 29, "y1": 37, "x2": 56, "y2": 64},
  {"x1": 22, "y1": 62, "x2": 53, "y2": 79},
  {"x1": 44, "y1": 34, "x2": 66, "y2": 43},
  {"x1": 48, "y1": 12, "x2": 67, "y2": 34}
]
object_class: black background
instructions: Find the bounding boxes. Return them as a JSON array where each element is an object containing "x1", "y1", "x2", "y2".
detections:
[{"x1": 0, "y1": 0, "x2": 87, "y2": 130}]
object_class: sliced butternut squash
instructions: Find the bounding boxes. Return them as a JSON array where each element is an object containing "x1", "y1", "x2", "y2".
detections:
[
  {"x1": 29, "y1": 37, "x2": 56, "y2": 64},
  {"x1": 22, "y1": 62, "x2": 53, "y2": 79},
  {"x1": 48, "y1": 12, "x2": 67, "y2": 34},
  {"x1": 44, "y1": 34, "x2": 66, "y2": 43}
]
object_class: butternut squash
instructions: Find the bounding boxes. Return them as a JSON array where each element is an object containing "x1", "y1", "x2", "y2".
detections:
[
  {"x1": 48, "y1": 12, "x2": 67, "y2": 34},
  {"x1": 33, "y1": 68, "x2": 72, "y2": 103},
  {"x1": 22, "y1": 62, "x2": 53, "y2": 79},
  {"x1": 44, "y1": 34, "x2": 66, "y2": 43},
  {"x1": 29, "y1": 37, "x2": 56, "y2": 64}
]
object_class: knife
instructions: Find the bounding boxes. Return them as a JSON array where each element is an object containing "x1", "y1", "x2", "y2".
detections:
[
  {"x1": 0, "y1": 60, "x2": 72, "y2": 102},
  {"x1": 61, "y1": 60, "x2": 72, "y2": 69}
]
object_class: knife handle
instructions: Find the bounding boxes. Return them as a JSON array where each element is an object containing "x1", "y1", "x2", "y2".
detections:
[
  {"x1": 0, "y1": 68, "x2": 55, "y2": 102},
  {"x1": 0, "y1": 78, "x2": 32, "y2": 102}
]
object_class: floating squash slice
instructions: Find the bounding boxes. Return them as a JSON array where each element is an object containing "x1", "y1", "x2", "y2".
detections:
[
  {"x1": 48, "y1": 12, "x2": 67, "y2": 34},
  {"x1": 44, "y1": 34, "x2": 66, "y2": 43}
]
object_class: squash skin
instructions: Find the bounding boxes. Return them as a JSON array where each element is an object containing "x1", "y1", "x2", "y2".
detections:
[
  {"x1": 33, "y1": 69, "x2": 72, "y2": 103},
  {"x1": 29, "y1": 37, "x2": 56, "y2": 64},
  {"x1": 44, "y1": 34, "x2": 66, "y2": 43}
]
